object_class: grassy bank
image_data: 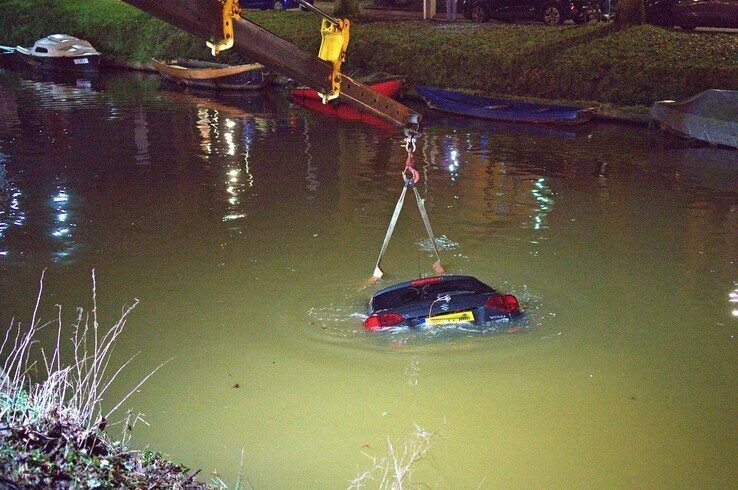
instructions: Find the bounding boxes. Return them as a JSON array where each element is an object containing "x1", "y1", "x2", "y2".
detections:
[
  {"x1": 0, "y1": 273, "x2": 214, "y2": 488},
  {"x1": 1, "y1": 0, "x2": 737, "y2": 106}
]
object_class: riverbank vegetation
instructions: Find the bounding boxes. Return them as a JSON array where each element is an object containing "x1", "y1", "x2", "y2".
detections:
[
  {"x1": 349, "y1": 424, "x2": 438, "y2": 489},
  {"x1": 0, "y1": 267, "x2": 433, "y2": 487},
  {"x1": 1, "y1": 0, "x2": 736, "y2": 106},
  {"x1": 0, "y1": 272, "x2": 207, "y2": 488}
]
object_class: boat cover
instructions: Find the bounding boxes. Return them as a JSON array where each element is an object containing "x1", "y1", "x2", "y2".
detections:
[
  {"x1": 415, "y1": 85, "x2": 592, "y2": 125},
  {"x1": 651, "y1": 89, "x2": 738, "y2": 149},
  {"x1": 16, "y1": 34, "x2": 99, "y2": 58}
]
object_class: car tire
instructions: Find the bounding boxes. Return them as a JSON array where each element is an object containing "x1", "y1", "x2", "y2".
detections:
[
  {"x1": 273, "y1": 0, "x2": 285, "y2": 9},
  {"x1": 542, "y1": 4, "x2": 564, "y2": 25},
  {"x1": 470, "y1": 3, "x2": 490, "y2": 22}
]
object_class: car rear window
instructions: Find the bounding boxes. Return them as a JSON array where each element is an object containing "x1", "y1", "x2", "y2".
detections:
[{"x1": 372, "y1": 278, "x2": 490, "y2": 311}]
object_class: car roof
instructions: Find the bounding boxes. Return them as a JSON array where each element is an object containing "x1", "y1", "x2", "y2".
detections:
[{"x1": 372, "y1": 275, "x2": 488, "y2": 298}]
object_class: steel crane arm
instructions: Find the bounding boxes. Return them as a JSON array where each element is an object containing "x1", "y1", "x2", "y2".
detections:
[{"x1": 120, "y1": 0, "x2": 419, "y2": 128}]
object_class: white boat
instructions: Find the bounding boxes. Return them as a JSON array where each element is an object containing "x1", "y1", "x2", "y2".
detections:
[
  {"x1": 651, "y1": 89, "x2": 738, "y2": 149},
  {"x1": 15, "y1": 34, "x2": 100, "y2": 72}
]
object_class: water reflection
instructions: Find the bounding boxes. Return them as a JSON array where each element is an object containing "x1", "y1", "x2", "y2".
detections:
[
  {"x1": 730, "y1": 284, "x2": 738, "y2": 318},
  {"x1": 0, "y1": 83, "x2": 20, "y2": 132},
  {"x1": 134, "y1": 107, "x2": 150, "y2": 166},
  {"x1": 21, "y1": 73, "x2": 100, "y2": 109},
  {"x1": 530, "y1": 177, "x2": 552, "y2": 230},
  {"x1": 0, "y1": 154, "x2": 25, "y2": 258},
  {"x1": 49, "y1": 185, "x2": 77, "y2": 261},
  {"x1": 194, "y1": 107, "x2": 258, "y2": 223},
  {"x1": 0, "y1": 70, "x2": 735, "y2": 276},
  {"x1": 444, "y1": 141, "x2": 461, "y2": 181},
  {"x1": 302, "y1": 119, "x2": 319, "y2": 199}
]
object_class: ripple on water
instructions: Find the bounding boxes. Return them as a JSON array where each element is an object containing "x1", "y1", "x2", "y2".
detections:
[{"x1": 416, "y1": 234, "x2": 459, "y2": 252}]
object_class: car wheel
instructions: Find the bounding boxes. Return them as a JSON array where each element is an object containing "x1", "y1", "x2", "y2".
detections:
[
  {"x1": 542, "y1": 4, "x2": 564, "y2": 25},
  {"x1": 273, "y1": 0, "x2": 285, "y2": 9},
  {"x1": 470, "y1": 4, "x2": 490, "y2": 22}
]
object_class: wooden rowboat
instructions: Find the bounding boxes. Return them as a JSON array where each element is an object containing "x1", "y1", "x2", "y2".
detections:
[
  {"x1": 152, "y1": 59, "x2": 266, "y2": 91},
  {"x1": 415, "y1": 85, "x2": 594, "y2": 125}
]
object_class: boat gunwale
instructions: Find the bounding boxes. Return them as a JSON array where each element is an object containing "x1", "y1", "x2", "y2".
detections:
[{"x1": 152, "y1": 59, "x2": 263, "y2": 81}]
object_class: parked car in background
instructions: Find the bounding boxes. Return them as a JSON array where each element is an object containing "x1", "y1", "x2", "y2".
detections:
[
  {"x1": 460, "y1": 0, "x2": 601, "y2": 24},
  {"x1": 240, "y1": 0, "x2": 313, "y2": 10},
  {"x1": 646, "y1": 0, "x2": 738, "y2": 29}
]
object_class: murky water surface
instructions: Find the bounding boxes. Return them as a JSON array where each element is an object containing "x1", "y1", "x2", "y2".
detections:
[{"x1": 0, "y1": 70, "x2": 736, "y2": 487}]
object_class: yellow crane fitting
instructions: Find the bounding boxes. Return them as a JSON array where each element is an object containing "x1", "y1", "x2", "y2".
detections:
[
  {"x1": 206, "y1": 0, "x2": 240, "y2": 56},
  {"x1": 317, "y1": 18, "x2": 350, "y2": 102}
]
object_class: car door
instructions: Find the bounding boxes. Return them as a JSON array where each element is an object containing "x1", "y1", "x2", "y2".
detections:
[
  {"x1": 494, "y1": 0, "x2": 526, "y2": 20},
  {"x1": 709, "y1": 0, "x2": 738, "y2": 27},
  {"x1": 673, "y1": 0, "x2": 727, "y2": 27},
  {"x1": 508, "y1": 0, "x2": 539, "y2": 19}
]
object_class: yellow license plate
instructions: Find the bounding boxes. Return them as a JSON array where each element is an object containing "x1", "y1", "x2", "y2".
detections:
[{"x1": 425, "y1": 310, "x2": 474, "y2": 326}]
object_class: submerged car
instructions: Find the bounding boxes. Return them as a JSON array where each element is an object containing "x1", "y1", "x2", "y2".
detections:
[
  {"x1": 460, "y1": 0, "x2": 601, "y2": 24},
  {"x1": 364, "y1": 275, "x2": 522, "y2": 331}
]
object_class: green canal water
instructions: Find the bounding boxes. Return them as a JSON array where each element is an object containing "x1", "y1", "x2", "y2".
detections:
[{"x1": 0, "y1": 70, "x2": 736, "y2": 487}]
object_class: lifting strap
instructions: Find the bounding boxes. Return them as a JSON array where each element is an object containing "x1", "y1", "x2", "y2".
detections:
[
  {"x1": 372, "y1": 138, "x2": 445, "y2": 280},
  {"x1": 372, "y1": 182, "x2": 408, "y2": 279}
]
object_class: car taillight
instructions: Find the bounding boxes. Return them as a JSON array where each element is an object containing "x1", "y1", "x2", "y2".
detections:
[
  {"x1": 411, "y1": 277, "x2": 443, "y2": 287},
  {"x1": 364, "y1": 312, "x2": 405, "y2": 331},
  {"x1": 485, "y1": 293, "x2": 519, "y2": 313}
]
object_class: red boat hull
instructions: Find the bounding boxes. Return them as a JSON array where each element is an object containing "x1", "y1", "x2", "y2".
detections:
[
  {"x1": 290, "y1": 79, "x2": 402, "y2": 101},
  {"x1": 290, "y1": 79, "x2": 402, "y2": 130},
  {"x1": 290, "y1": 96, "x2": 395, "y2": 131}
]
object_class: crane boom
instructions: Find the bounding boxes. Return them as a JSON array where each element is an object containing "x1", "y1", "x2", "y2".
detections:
[{"x1": 120, "y1": 0, "x2": 419, "y2": 128}]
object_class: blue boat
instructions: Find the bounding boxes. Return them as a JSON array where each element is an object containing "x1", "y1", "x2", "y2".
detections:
[{"x1": 415, "y1": 85, "x2": 594, "y2": 125}]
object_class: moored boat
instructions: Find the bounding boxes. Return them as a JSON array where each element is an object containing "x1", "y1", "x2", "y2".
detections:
[
  {"x1": 415, "y1": 85, "x2": 594, "y2": 125},
  {"x1": 289, "y1": 79, "x2": 403, "y2": 130},
  {"x1": 290, "y1": 78, "x2": 403, "y2": 100},
  {"x1": 650, "y1": 89, "x2": 738, "y2": 149},
  {"x1": 290, "y1": 95, "x2": 395, "y2": 131},
  {"x1": 15, "y1": 35, "x2": 100, "y2": 72},
  {"x1": 152, "y1": 59, "x2": 265, "y2": 91}
]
